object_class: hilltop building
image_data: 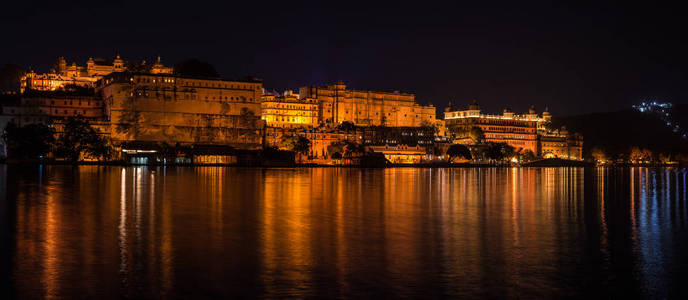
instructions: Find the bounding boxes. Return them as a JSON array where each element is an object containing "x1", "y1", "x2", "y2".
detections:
[{"x1": 20, "y1": 55, "x2": 173, "y2": 93}]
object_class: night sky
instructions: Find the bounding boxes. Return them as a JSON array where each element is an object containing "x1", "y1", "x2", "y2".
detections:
[{"x1": 2, "y1": 1, "x2": 686, "y2": 115}]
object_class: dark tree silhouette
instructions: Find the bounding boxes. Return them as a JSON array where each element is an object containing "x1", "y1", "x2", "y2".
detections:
[
  {"x1": 469, "y1": 127, "x2": 485, "y2": 143},
  {"x1": 56, "y1": 117, "x2": 112, "y2": 162},
  {"x1": 2, "y1": 122, "x2": 54, "y2": 160},
  {"x1": 174, "y1": 59, "x2": 219, "y2": 77},
  {"x1": 446, "y1": 144, "x2": 472, "y2": 162},
  {"x1": 0, "y1": 64, "x2": 23, "y2": 93},
  {"x1": 337, "y1": 121, "x2": 356, "y2": 132}
]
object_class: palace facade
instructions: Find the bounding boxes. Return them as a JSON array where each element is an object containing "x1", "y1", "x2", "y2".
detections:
[
  {"x1": 444, "y1": 101, "x2": 539, "y2": 153},
  {"x1": 98, "y1": 72, "x2": 263, "y2": 149},
  {"x1": 0, "y1": 89, "x2": 104, "y2": 130},
  {"x1": 298, "y1": 81, "x2": 436, "y2": 127},
  {"x1": 20, "y1": 55, "x2": 173, "y2": 93},
  {"x1": 539, "y1": 128, "x2": 583, "y2": 160},
  {"x1": 444, "y1": 100, "x2": 583, "y2": 160},
  {"x1": 261, "y1": 90, "x2": 319, "y2": 128}
]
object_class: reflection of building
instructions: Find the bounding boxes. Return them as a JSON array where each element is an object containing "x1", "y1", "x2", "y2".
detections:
[
  {"x1": 299, "y1": 81, "x2": 436, "y2": 127},
  {"x1": 261, "y1": 90, "x2": 319, "y2": 128},
  {"x1": 444, "y1": 101, "x2": 539, "y2": 153},
  {"x1": 20, "y1": 55, "x2": 173, "y2": 93},
  {"x1": 98, "y1": 72, "x2": 263, "y2": 149}
]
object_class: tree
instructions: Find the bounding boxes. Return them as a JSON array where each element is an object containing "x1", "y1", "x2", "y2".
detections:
[
  {"x1": 420, "y1": 120, "x2": 437, "y2": 133},
  {"x1": 327, "y1": 141, "x2": 345, "y2": 158},
  {"x1": 629, "y1": 147, "x2": 642, "y2": 162},
  {"x1": 484, "y1": 142, "x2": 514, "y2": 161},
  {"x1": 0, "y1": 64, "x2": 23, "y2": 93},
  {"x1": 343, "y1": 140, "x2": 365, "y2": 158},
  {"x1": 125, "y1": 60, "x2": 152, "y2": 73},
  {"x1": 280, "y1": 134, "x2": 311, "y2": 160},
  {"x1": 337, "y1": 121, "x2": 356, "y2": 132},
  {"x1": 2, "y1": 122, "x2": 55, "y2": 160},
  {"x1": 629, "y1": 147, "x2": 652, "y2": 163},
  {"x1": 446, "y1": 144, "x2": 471, "y2": 162},
  {"x1": 591, "y1": 147, "x2": 606, "y2": 162},
  {"x1": 520, "y1": 150, "x2": 536, "y2": 162},
  {"x1": 173, "y1": 59, "x2": 219, "y2": 77},
  {"x1": 239, "y1": 107, "x2": 256, "y2": 128},
  {"x1": 116, "y1": 86, "x2": 143, "y2": 139},
  {"x1": 293, "y1": 136, "x2": 311, "y2": 162},
  {"x1": 56, "y1": 117, "x2": 112, "y2": 162},
  {"x1": 658, "y1": 153, "x2": 672, "y2": 164},
  {"x1": 279, "y1": 134, "x2": 297, "y2": 150},
  {"x1": 239, "y1": 107, "x2": 259, "y2": 143},
  {"x1": 279, "y1": 134, "x2": 311, "y2": 163},
  {"x1": 469, "y1": 127, "x2": 485, "y2": 143}
]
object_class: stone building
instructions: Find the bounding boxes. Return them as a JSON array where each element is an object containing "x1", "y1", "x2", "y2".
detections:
[
  {"x1": 20, "y1": 55, "x2": 173, "y2": 93},
  {"x1": 98, "y1": 72, "x2": 264, "y2": 149},
  {"x1": 0, "y1": 89, "x2": 104, "y2": 129},
  {"x1": 444, "y1": 100, "x2": 584, "y2": 160},
  {"x1": 538, "y1": 127, "x2": 583, "y2": 160},
  {"x1": 444, "y1": 101, "x2": 539, "y2": 153},
  {"x1": 298, "y1": 81, "x2": 436, "y2": 127},
  {"x1": 261, "y1": 90, "x2": 319, "y2": 128}
]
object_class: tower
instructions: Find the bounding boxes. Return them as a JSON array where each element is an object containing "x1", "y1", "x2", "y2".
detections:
[{"x1": 113, "y1": 54, "x2": 124, "y2": 72}]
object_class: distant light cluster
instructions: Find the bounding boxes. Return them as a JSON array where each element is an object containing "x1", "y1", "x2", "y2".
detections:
[{"x1": 633, "y1": 101, "x2": 687, "y2": 139}]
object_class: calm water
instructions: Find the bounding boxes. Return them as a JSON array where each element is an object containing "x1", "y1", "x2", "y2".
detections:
[{"x1": 2, "y1": 166, "x2": 688, "y2": 299}]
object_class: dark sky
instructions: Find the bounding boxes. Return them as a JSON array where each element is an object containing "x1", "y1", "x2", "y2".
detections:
[{"x1": 2, "y1": 1, "x2": 686, "y2": 115}]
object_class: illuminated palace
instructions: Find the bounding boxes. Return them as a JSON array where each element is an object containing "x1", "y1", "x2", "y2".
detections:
[
  {"x1": 298, "y1": 81, "x2": 436, "y2": 127},
  {"x1": 98, "y1": 72, "x2": 263, "y2": 149},
  {"x1": 261, "y1": 90, "x2": 319, "y2": 128},
  {"x1": 20, "y1": 55, "x2": 172, "y2": 93},
  {"x1": 444, "y1": 100, "x2": 583, "y2": 160}
]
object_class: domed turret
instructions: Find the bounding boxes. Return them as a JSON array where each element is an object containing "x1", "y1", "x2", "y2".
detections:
[
  {"x1": 528, "y1": 105, "x2": 536, "y2": 115},
  {"x1": 503, "y1": 107, "x2": 514, "y2": 118},
  {"x1": 468, "y1": 99, "x2": 480, "y2": 111},
  {"x1": 333, "y1": 80, "x2": 346, "y2": 90},
  {"x1": 542, "y1": 106, "x2": 552, "y2": 121},
  {"x1": 113, "y1": 54, "x2": 124, "y2": 71},
  {"x1": 56, "y1": 57, "x2": 67, "y2": 75}
]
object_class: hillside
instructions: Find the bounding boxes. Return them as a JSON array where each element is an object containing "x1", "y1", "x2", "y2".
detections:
[{"x1": 552, "y1": 106, "x2": 688, "y2": 157}]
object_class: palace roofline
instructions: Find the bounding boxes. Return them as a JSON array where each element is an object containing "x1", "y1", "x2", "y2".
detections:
[{"x1": 99, "y1": 71, "x2": 263, "y2": 83}]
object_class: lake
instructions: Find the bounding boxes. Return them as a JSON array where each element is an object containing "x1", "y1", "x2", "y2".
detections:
[{"x1": 2, "y1": 166, "x2": 687, "y2": 298}]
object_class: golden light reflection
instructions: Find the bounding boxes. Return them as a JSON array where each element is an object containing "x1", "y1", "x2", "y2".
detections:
[{"x1": 7, "y1": 166, "x2": 686, "y2": 298}]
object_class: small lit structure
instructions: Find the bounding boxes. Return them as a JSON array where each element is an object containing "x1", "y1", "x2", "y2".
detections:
[{"x1": 367, "y1": 144, "x2": 427, "y2": 164}]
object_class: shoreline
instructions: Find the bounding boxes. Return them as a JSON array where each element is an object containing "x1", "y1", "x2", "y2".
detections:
[{"x1": 1, "y1": 161, "x2": 682, "y2": 168}]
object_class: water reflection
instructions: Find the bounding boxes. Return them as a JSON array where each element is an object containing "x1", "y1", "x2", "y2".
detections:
[{"x1": 3, "y1": 166, "x2": 688, "y2": 298}]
